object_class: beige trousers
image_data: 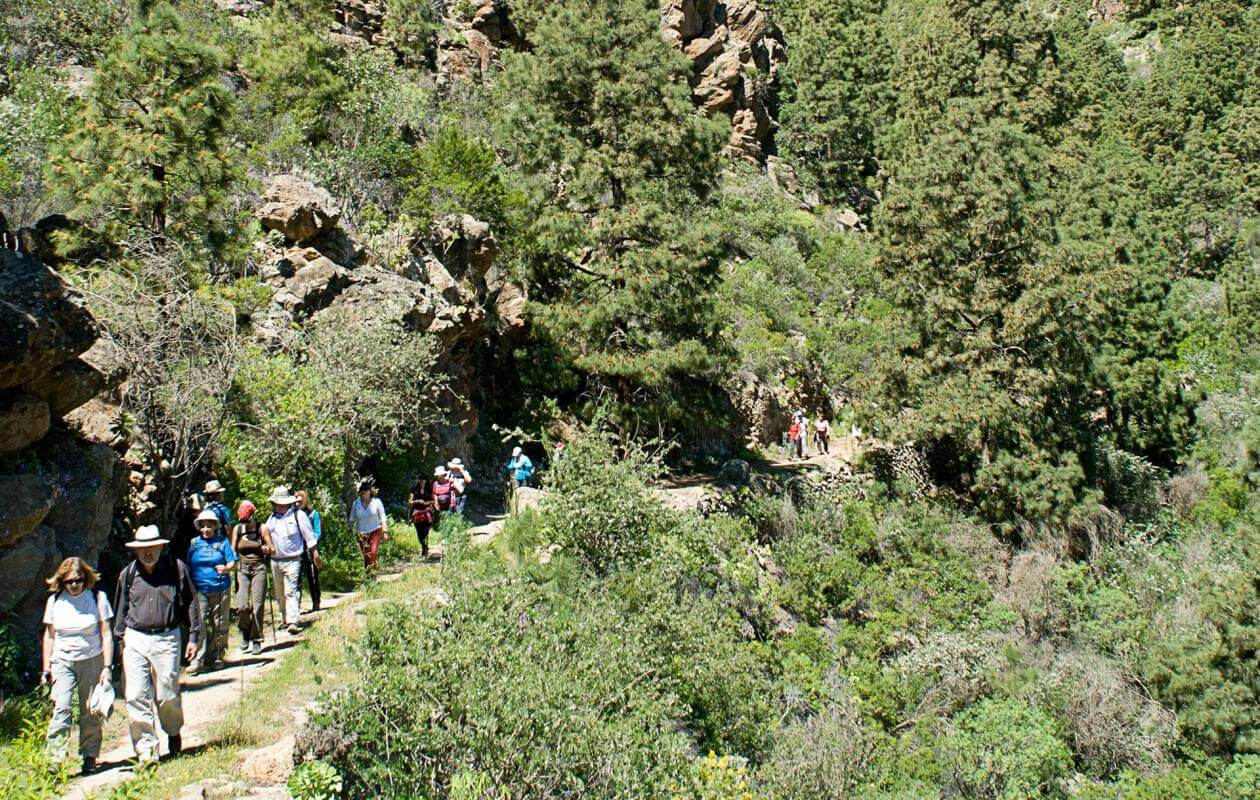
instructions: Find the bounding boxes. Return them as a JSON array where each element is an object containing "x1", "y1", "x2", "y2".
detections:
[{"x1": 122, "y1": 627, "x2": 183, "y2": 762}]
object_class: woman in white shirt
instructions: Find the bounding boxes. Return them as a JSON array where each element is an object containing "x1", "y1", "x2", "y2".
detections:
[
  {"x1": 349, "y1": 481, "x2": 388, "y2": 574},
  {"x1": 41, "y1": 557, "x2": 114, "y2": 773}
]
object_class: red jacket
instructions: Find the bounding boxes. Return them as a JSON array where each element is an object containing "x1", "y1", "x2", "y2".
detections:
[{"x1": 789, "y1": 422, "x2": 802, "y2": 440}]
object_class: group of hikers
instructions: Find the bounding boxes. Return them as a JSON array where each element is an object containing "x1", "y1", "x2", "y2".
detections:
[
  {"x1": 785, "y1": 410, "x2": 831, "y2": 460},
  {"x1": 37, "y1": 444, "x2": 543, "y2": 773}
]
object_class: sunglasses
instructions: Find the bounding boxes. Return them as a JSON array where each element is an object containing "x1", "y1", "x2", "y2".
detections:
[{"x1": 65, "y1": 578, "x2": 84, "y2": 585}]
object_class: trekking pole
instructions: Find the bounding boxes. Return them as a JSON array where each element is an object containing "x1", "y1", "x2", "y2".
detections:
[{"x1": 266, "y1": 561, "x2": 278, "y2": 646}]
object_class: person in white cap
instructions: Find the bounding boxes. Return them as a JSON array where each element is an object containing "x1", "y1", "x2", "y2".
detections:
[
  {"x1": 505, "y1": 446, "x2": 534, "y2": 488},
  {"x1": 262, "y1": 487, "x2": 320, "y2": 635},
  {"x1": 113, "y1": 525, "x2": 200, "y2": 764},
  {"x1": 186, "y1": 509, "x2": 236, "y2": 672},
  {"x1": 202, "y1": 480, "x2": 230, "y2": 534},
  {"x1": 432, "y1": 466, "x2": 455, "y2": 519},
  {"x1": 447, "y1": 458, "x2": 472, "y2": 516}
]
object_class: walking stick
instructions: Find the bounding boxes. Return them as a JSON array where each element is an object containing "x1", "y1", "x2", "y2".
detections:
[{"x1": 265, "y1": 559, "x2": 278, "y2": 645}]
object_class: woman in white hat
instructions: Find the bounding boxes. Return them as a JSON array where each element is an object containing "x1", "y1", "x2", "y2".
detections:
[
  {"x1": 431, "y1": 466, "x2": 455, "y2": 520},
  {"x1": 41, "y1": 557, "x2": 114, "y2": 774},
  {"x1": 186, "y1": 509, "x2": 237, "y2": 672}
]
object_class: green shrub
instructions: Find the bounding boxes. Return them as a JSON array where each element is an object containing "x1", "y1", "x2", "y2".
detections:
[
  {"x1": 288, "y1": 760, "x2": 344, "y2": 800},
  {"x1": 0, "y1": 697, "x2": 73, "y2": 800},
  {"x1": 538, "y1": 431, "x2": 664, "y2": 576},
  {"x1": 937, "y1": 698, "x2": 1072, "y2": 800}
]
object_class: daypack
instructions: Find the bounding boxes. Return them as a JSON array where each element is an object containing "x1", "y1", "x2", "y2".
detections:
[{"x1": 433, "y1": 481, "x2": 453, "y2": 510}]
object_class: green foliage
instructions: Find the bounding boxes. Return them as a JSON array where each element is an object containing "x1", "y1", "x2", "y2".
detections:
[
  {"x1": 538, "y1": 429, "x2": 663, "y2": 576},
  {"x1": 773, "y1": 0, "x2": 889, "y2": 204},
  {"x1": 400, "y1": 125, "x2": 521, "y2": 238},
  {"x1": 0, "y1": 67, "x2": 76, "y2": 226},
  {"x1": 498, "y1": 0, "x2": 728, "y2": 430},
  {"x1": 671, "y1": 753, "x2": 765, "y2": 800},
  {"x1": 1146, "y1": 510, "x2": 1260, "y2": 755},
  {"x1": 288, "y1": 760, "x2": 344, "y2": 800},
  {"x1": 243, "y1": 0, "x2": 348, "y2": 147},
  {"x1": 382, "y1": 0, "x2": 439, "y2": 65},
  {"x1": 937, "y1": 698, "x2": 1072, "y2": 799},
  {"x1": 0, "y1": 697, "x2": 73, "y2": 800},
  {"x1": 46, "y1": 1, "x2": 240, "y2": 258}
]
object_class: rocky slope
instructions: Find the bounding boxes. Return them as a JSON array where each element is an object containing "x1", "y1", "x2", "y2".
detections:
[{"x1": 0, "y1": 233, "x2": 126, "y2": 637}]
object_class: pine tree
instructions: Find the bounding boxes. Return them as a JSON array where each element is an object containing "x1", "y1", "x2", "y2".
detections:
[
  {"x1": 497, "y1": 0, "x2": 727, "y2": 430},
  {"x1": 243, "y1": 0, "x2": 348, "y2": 146},
  {"x1": 47, "y1": 1, "x2": 237, "y2": 256},
  {"x1": 872, "y1": 0, "x2": 1126, "y2": 525},
  {"x1": 774, "y1": 0, "x2": 890, "y2": 206}
]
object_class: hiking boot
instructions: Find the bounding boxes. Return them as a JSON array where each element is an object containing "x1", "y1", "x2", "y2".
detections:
[
  {"x1": 81, "y1": 756, "x2": 97, "y2": 775},
  {"x1": 240, "y1": 641, "x2": 250, "y2": 654},
  {"x1": 287, "y1": 624, "x2": 301, "y2": 635},
  {"x1": 167, "y1": 735, "x2": 181, "y2": 757},
  {"x1": 250, "y1": 640, "x2": 262, "y2": 654}
]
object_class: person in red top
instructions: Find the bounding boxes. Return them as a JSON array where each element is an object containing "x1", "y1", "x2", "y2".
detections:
[{"x1": 788, "y1": 419, "x2": 803, "y2": 460}]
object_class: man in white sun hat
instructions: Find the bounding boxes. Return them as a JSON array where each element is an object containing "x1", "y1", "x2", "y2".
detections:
[
  {"x1": 447, "y1": 458, "x2": 472, "y2": 516},
  {"x1": 262, "y1": 486, "x2": 320, "y2": 636},
  {"x1": 113, "y1": 524, "x2": 200, "y2": 764}
]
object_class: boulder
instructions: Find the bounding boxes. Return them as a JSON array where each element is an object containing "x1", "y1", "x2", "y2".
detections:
[
  {"x1": 237, "y1": 736, "x2": 296, "y2": 786},
  {"x1": 286, "y1": 257, "x2": 350, "y2": 312},
  {"x1": 0, "y1": 249, "x2": 98, "y2": 390},
  {"x1": 256, "y1": 175, "x2": 342, "y2": 243},
  {"x1": 0, "y1": 392, "x2": 51, "y2": 453},
  {"x1": 63, "y1": 397, "x2": 123, "y2": 446},
  {"x1": 0, "y1": 476, "x2": 57, "y2": 547},
  {"x1": 25, "y1": 359, "x2": 105, "y2": 417},
  {"x1": 37, "y1": 431, "x2": 124, "y2": 558},
  {"x1": 0, "y1": 525, "x2": 56, "y2": 614}
]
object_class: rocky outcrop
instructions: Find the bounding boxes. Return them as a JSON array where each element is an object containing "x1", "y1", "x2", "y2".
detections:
[
  {"x1": 252, "y1": 176, "x2": 527, "y2": 457},
  {"x1": 0, "y1": 247, "x2": 126, "y2": 633},
  {"x1": 660, "y1": 0, "x2": 784, "y2": 161},
  {"x1": 257, "y1": 175, "x2": 343, "y2": 244}
]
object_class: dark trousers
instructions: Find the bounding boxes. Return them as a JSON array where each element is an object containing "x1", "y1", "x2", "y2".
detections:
[
  {"x1": 300, "y1": 548, "x2": 321, "y2": 610},
  {"x1": 413, "y1": 520, "x2": 432, "y2": 556}
]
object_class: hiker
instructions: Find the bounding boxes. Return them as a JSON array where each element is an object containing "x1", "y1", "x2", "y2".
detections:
[
  {"x1": 505, "y1": 446, "x2": 534, "y2": 488},
  {"x1": 788, "y1": 418, "x2": 804, "y2": 460},
  {"x1": 41, "y1": 557, "x2": 114, "y2": 774},
  {"x1": 447, "y1": 458, "x2": 472, "y2": 516},
  {"x1": 295, "y1": 490, "x2": 322, "y2": 612},
  {"x1": 814, "y1": 416, "x2": 831, "y2": 455},
  {"x1": 552, "y1": 441, "x2": 565, "y2": 466},
  {"x1": 348, "y1": 481, "x2": 388, "y2": 575},
  {"x1": 113, "y1": 525, "x2": 200, "y2": 764},
  {"x1": 432, "y1": 466, "x2": 455, "y2": 521},
  {"x1": 408, "y1": 477, "x2": 434, "y2": 559},
  {"x1": 230, "y1": 500, "x2": 272, "y2": 655},
  {"x1": 187, "y1": 509, "x2": 237, "y2": 673},
  {"x1": 798, "y1": 411, "x2": 811, "y2": 457},
  {"x1": 263, "y1": 486, "x2": 320, "y2": 636},
  {"x1": 202, "y1": 480, "x2": 231, "y2": 534}
]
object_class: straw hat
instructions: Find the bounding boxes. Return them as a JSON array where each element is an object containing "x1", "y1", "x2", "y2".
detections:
[
  {"x1": 124, "y1": 525, "x2": 169, "y2": 549},
  {"x1": 203, "y1": 480, "x2": 225, "y2": 495},
  {"x1": 268, "y1": 486, "x2": 298, "y2": 505},
  {"x1": 434, "y1": 466, "x2": 448, "y2": 477},
  {"x1": 448, "y1": 458, "x2": 464, "y2": 468}
]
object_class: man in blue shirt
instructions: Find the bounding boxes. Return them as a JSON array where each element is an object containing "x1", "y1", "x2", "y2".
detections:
[
  {"x1": 187, "y1": 509, "x2": 236, "y2": 672},
  {"x1": 505, "y1": 446, "x2": 534, "y2": 488}
]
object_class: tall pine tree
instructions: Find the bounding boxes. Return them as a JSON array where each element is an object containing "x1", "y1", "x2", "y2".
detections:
[
  {"x1": 47, "y1": 1, "x2": 237, "y2": 257},
  {"x1": 872, "y1": 0, "x2": 1128, "y2": 525},
  {"x1": 498, "y1": 0, "x2": 727, "y2": 430}
]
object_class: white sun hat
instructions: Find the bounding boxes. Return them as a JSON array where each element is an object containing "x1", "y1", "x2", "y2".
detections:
[
  {"x1": 195, "y1": 509, "x2": 220, "y2": 526},
  {"x1": 268, "y1": 486, "x2": 298, "y2": 505},
  {"x1": 203, "y1": 480, "x2": 225, "y2": 494},
  {"x1": 124, "y1": 525, "x2": 169, "y2": 548}
]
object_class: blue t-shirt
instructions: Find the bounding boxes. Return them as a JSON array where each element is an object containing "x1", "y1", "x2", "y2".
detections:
[
  {"x1": 187, "y1": 535, "x2": 237, "y2": 593},
  {"x1": 207, "y1": 500, "x2": 231, "y2": 532},
  {"x1": 310, "y1": 509, "x2": 322, "y2": 543},
  {"x1": 508, "y1": 455, "x2": 534, "y2": 481}
]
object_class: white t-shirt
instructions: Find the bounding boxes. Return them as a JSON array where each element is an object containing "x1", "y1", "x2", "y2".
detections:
[
  {"x1": 349, "y1": 497, "x2": 387, "y2": 533},
  {"x1": 43, "y1": 590, "x2": 113, "y2": 662}
]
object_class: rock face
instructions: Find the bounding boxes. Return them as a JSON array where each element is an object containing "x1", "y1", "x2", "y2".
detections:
[
  {"x1": 0, "y1": 248, "x2": 125, "y2": 634},
  {"x1": 256, "y1": 175, "x2": 343, "y2": 244},
  {"x1": 253, "y1": 178, "x2": 528, "y2": 459},
  {"x1": 660, "y1": 0, "x2": 785, "y2": 161}
]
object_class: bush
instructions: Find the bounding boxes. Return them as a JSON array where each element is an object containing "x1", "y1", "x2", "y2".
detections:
[
  {"x1": 937, "y1": 698, "x2": 1072, "y2": 800},
  {"x1": 756, "y1": 697, "x2": 873, "y2": 800},
  {"x1": 0, "y1": 697, "x2": 73, "y2": 800},
  {"x1": 288, "y1": 760, "x2": 343, "y2": 800},
  {"x1": 538, "y1": 431, "x2": 664, "y2": 576}
]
